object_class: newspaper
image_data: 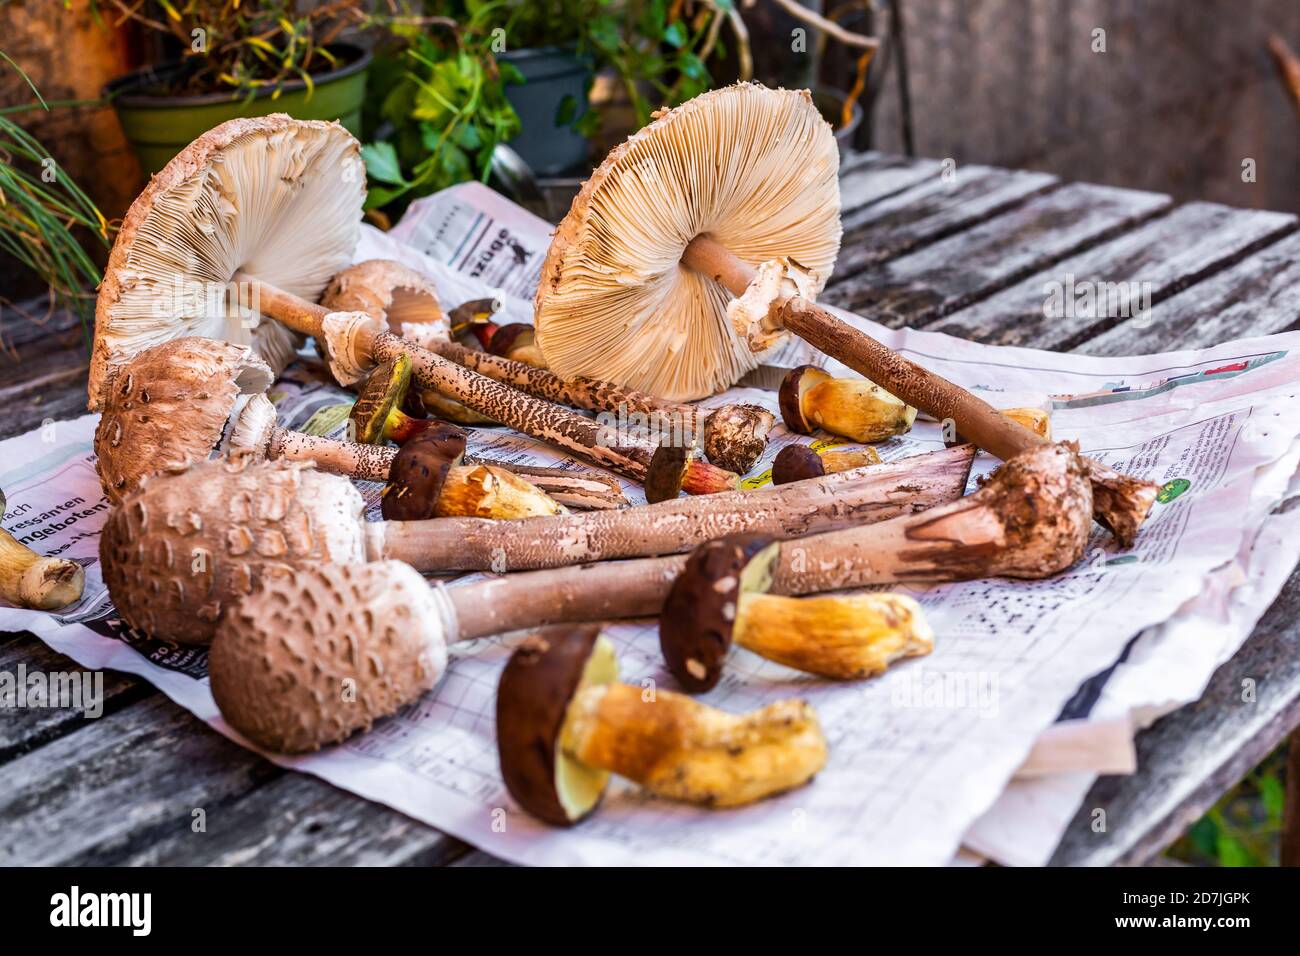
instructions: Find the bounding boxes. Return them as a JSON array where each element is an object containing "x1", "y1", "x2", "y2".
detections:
[{"x1": 3, "y1": 184, "x2": 1300, "y2": 866}]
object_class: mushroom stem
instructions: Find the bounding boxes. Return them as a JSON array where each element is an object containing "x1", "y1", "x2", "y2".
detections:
[
  {"x1": 732, "y1": 592, "x2": 933, "y2": 680},
  {"x1": 231, "y1": 273, "x2": 691, "y2": 489},
  {"x1": 559, "y1": 683, "x2": 826, "y2": 807},
  {"x1": 433, "y1": 340, "x2": 775, "y2": 473},
  {"x1": 0, "y1": 528, "x2": 84, "y2": 611},
  {"x1": 678, "y1": 236, "x2": 1157, "y2": 545}
]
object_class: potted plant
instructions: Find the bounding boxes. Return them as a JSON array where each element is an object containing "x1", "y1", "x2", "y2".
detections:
[{"x1": 101, "y1": 0, "x2": 374, "y2": 174}]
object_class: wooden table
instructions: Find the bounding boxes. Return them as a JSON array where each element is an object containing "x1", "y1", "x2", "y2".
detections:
[{"x1": 2, "y1": 152, "x2": 1298, "y2": 866}]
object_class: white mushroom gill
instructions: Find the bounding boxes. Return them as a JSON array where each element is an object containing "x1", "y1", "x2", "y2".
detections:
[
  {"x1": 92, "y1": 116, "x2": 364, "y2": 407},
  {"x1": 536, "y1": 85, "x2": 842, "y2": 401}
]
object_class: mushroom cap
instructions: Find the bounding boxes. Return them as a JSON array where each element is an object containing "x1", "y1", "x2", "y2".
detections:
[
  {"x1": 90, "y1": 114, "x2": 365, "y2": 409},
  {"x1": 487, "y1": 323, "x2": 534, "y2": 357},
  {"x1": 770, "y1": 444, "x2": 827, "y2": 485},
  {"x1": 93, "y1": 337, "x2": 273, "y2": 504},
  {"x1": 535, "y1": 83, "x2": 841, "y2": 401},
  {"x1": 380, "y1": 423, "x2": 469, "y2": 521},
  {"x1": 701, "y1": 403, "x2": 776, "y2": 474},
  {"x1": 322, "y1": 259, "x2": 446, "y2": 347},
  {"x1": 350, "y1": 354, "x2": 413, "y2": 445},
  {"x1": 643, "y1": 443, "x2": 690, "y2": 504},
  {"x1": 496, "y1": 625, "x2": 619, "y2": 826},
  {"x1": 659, "y1": 534, "x2": 780, "y2": 692},
  {"x1": 209, "y1": 561, "x2": 449, "y2": 753},
  {"x1": 778, "y1": 364, "x2": 832, "y2": 434},
  {"x1": 99, "y1": 456, "x2": 366, "y2": 645}
]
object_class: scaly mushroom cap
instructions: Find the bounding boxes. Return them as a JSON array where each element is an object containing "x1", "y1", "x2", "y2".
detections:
[
  {"x1": 350, "y1": 355, "x2": 413, "y2": 445},
  {"x1": 90, "y1": 114, "x2": 365, "y2": 409},
  {"x1": 322, "y1": 259, "x2": 447, "y2": 349},
  {"x1": 94, "y1": 337, "x2": 273, "y2": 504},
  {"x1": 659, "y1": 534, "x2": 780, "y2": 692},
  {"x1": 381, "y1": 424, "x2": 468, "y2": 521},
  {"x1": 496, "y1": 625, "x2": 619, "y2": 826},
  {"x1": 209, "y1": 561, "x2": 450, "y2": 753},
  {"x1": 99, "y1": 456, "x2": 367, "y2": 645},
  {"x1": 535, "y1": 84, "x2": 841, "y2": 401}
]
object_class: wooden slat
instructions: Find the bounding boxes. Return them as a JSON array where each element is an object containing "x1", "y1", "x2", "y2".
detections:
[
  {"x1": 835, "y1": 165, "x2": 1058, "y2": 275},
  {"x1": 1080, "y1": 230, "x2": 1300, "y2": 355},
  {"x1": 821, "y1": 182, "x2": 1172, "y2": 324},
  {"x1": 927, "y1": 202, "x2": 1297, "y2": 349},
  {"x1": 1049, "y1": 556, "x2": 1300, "y2": 866},
  {"x1": 0, "y1": 344, "x2": 90, "y2": 438},
  {"x1": 836, "y1": 152, "x2": 945, "y2": 211}
]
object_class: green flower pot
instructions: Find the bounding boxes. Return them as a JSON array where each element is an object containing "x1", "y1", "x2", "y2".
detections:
[{"x1": 106, "y1": 43, "x2": 371, "y2": 175}]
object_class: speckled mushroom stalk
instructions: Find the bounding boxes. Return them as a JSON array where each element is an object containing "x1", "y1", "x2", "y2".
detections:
[
  {"x1": 497, "y1": 626, "x2": 827, "y2": 825},
  {"x1": 659, "y1": 534, "x2": 932, "y2": 692},
  {"x1": 433, "y1": 337, "x2": 776, "y2": 474},
  {"x1": 235, "y1": 265, "x2": 734, "y2": 497},
  {"x1": 0, "y1": 488, "x2": 84, "y2": 611},
  {"x1": 98, "y1": 445, "x2": 976, "y2": 644}
]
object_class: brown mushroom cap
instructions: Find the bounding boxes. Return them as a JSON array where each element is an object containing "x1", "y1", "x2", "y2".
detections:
[
  {"x1": 350, "y1": 354, "x2": 413, "y2": 444},
  {"x1": 770, "y1": 444, "x2": 827, "y2": 485},
  {"x1": 496, "y1": 625, "x2": 619, "y2": 826},
  {"x1": 643, "y1": 444, "x2": 690, "y2": 504},
  {"x1": 380, "y1": 424, "x2": 468, "y2": 521},
  {"x1": 209, "y1": 561, "x2": 449, "y2": 753},
  {"x1": 535, "y1": 84, "x2": 841, "y2": 401},
  {"x1": 93, "y1": 337, "x2": 274, "y2": 504},
  {"x1": 659, "y1": 534, "x2": 781, "y2": 692},
  {"x1": 321, "y1": 258, "x2": 446, "y2": 351},
  {"x1": 778, "y1": 364, "x2": 832, "y2": 434},
  {"x1": 99, "y1": 456, "x2": 367, "y2": 645},
  {"x1": 701, "y1": 403, "x2": 776, "y2": 474},
  {"x1": 487, "y1": 323, "x2": 535, "y2": 358},
  {"x1": 90, "y1": 114, "x2": 364, "y2": 409}
]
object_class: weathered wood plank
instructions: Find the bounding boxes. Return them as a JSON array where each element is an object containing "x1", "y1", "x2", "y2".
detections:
[
  {"x1": 0, "y1": 343, "x2": 90, "y2": 438},
  {"x1": 835, "y1": 165, "x2": 1058, "y2": 275},
  {"x1": 822, "y1": 182, "x2": 1172, "y2": 325},
  {"x1": 1080, "y1": 229, "x2": 1300, "y2": 356},
  {"x1": 0, "y1": 634, "x2": 147, "y2": 763},
  {"x1": 836, "y1": 152, "x2": 945, "y2": 211},
  {"x1": 927, "y1": 202, "x2": 1297, "y2": 349},
  {"x1": 1049, "y1": 556, "x2": 1300, "y2": 867}
]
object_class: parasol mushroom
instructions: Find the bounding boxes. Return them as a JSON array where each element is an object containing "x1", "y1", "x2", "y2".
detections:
[
  {"x1": 497, "y1": 625, "x2": 827, "y2": 825},
  {"x1": 99, "y1": 444, "x2": 975, "y2": 644},
  {"x1": 432, "y1": 339, "x2": 777, "y2": 474},
  {"x1": 659, "y1": 534, "x2": 932, "y2": 692},
  {"x1": 0, "y1": 487, "x2": 84, "y2": 611},
  {"x1": 534, "y1": 83, "x2": 1158, "y2": 545},
  {"x1": 779, "y1": 365, "x2": 916, "y2": 443},
  {"x1": 771, "y1": 443, "x2": 881, "y2": 485}
]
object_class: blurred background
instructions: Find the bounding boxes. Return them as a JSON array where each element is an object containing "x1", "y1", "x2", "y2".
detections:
[{"x1": 0, "y1": 0, "x2": 1296, "y2": 864}]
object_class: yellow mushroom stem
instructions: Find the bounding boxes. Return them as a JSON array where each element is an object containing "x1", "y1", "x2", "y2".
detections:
[
  {"x1": 819, "y1": 446, "x2": 882, "y2": 472},
  {"x1": 733, "y1": 592, "x2": 933, "y2": 680},
  {"x1": 804, "y1": 378, "x2": 917, "y2": 444},
  {"x1": 419, "y1": 389, "x2": 498, "y2": 425},
  {"x1": 0, "y1": 529, "x2": 84, "y2": 611},
  {"x1": 559, "y1": 682, "x2": 826, "y2": 808},
  {"x1": 385, "y1": 464, "x2": 567, "y2": 520}
]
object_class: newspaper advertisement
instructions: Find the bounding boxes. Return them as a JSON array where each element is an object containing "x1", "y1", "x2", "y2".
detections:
[{"x1": 2, "y1": 183, "x2": 1299, "y2": 866}]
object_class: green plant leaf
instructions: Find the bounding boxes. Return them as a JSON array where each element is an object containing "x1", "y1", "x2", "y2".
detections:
[
  {"x1": 663, "y1": 21, "x2": 687, "y2": 49},
  {"x1": 361, "y1": 141, "x2": 409, "y2": 186},
  {"x1": 1258, "y1": 772, "x2": 1285, "y2": 822}
]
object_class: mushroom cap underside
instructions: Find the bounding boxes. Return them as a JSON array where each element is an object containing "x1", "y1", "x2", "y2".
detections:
[
  {"x1": 90, "y1": 114, "x2": 365, "y2": 409},
  {"x1": 535, "y1": 83, "x2": 842, "y2": 402}
]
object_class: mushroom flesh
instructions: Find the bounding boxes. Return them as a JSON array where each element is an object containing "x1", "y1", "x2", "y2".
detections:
[
  {"x1": 0, "y1": 487, "x2": 85, "y2": 610},
  {"x1": 779, "y1": 364, "x2": 916, "y2": 443}
]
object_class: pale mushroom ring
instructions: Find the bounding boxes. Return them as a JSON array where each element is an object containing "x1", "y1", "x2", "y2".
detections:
[{"x1": 535, "y1": 84, "x2": 842, "y2": 401}]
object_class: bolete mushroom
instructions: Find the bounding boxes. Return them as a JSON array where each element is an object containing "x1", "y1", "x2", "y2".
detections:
[
  {"x1": 0, "y1": 487, "x2": 84, "y2": 610},
  {"x1": 496, "y1": 625, "x2": 827, "y2": 825},
  {"x1": 779, "y1": 365, "x2": 916, "y2": 443},
  {"x1": 644, "y1": 443, "x2": 738, "y2": 503},
  {"x1": 433, "y1": 338, "x2": 776, "y2": 474},
  {"x1": 381, "y1": 423, "x2": 565, "y2": 520},
  {"x1": 535, "y1": 83, "x2": 1157, "y2": 545},
  {"x1": 771, "y1": 443, "x2": 882, "y2": 485},
  {"x1": 100, "y1": 444, "x2": 976, "y2": 644},
  {"x1": 659, "y1": 534, "x2": 932, "y2": 692},
  {"x1": 486, "y1": 323, "x2": 545, "y2": 367}
]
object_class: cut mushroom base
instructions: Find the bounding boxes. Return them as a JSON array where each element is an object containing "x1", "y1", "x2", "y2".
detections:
[
  {"x1": 0, "y1": 488, "x2": 84, "y2": 610},
  {"x1": 659, "y1": 535, "x2": 933, "y2": 692},
  {"x1": 433, "y1": 339, "x2": 776, "y2": 474},
  {"x1": 535, "y1": 82, "x2": 1157, "y2": 545},
  {"x1": 99, "y1": 445, "x2": 977, "y2": 644},
  {"x1": 497, "y1": 626, "x2": 828, "y2": 825}
]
